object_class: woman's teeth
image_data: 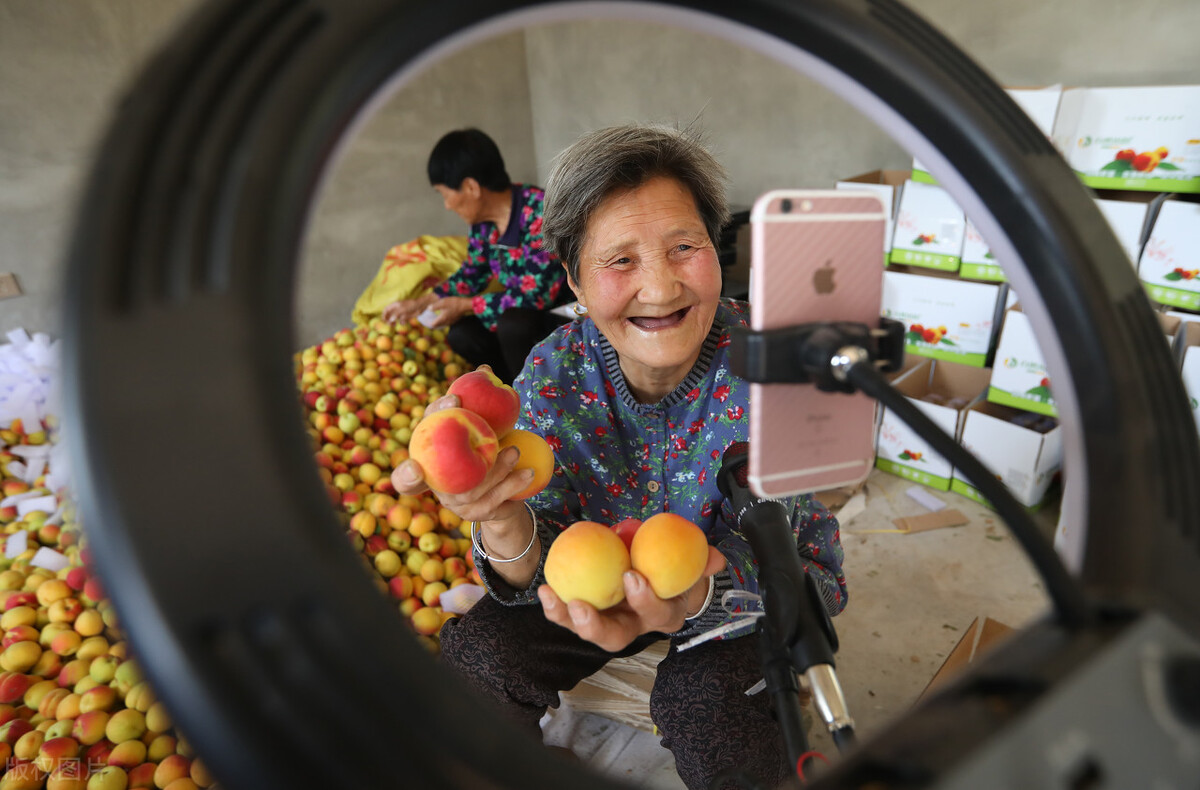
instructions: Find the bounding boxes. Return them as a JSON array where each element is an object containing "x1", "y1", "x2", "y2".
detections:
[{"x1": 629, "y1": 308, "x2": 687, "y2": 330}]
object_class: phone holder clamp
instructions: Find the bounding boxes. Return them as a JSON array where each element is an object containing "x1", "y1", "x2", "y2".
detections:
[{"x1": 728, "y1": 317, "x2": 906, "y2": 393}]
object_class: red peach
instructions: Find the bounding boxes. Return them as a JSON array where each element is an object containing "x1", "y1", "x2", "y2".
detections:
[
  {"x1": 63, "y1": 569, "x2": 87, "y2": 593},
  {"x1": 4, "y1": 592, "x2": 38, "y2": 611},
  {"x1": 84, "y1": 738, "x2": 114, "y2": 764},
  {"x1": 35, "y1": 735, "x2": 80, "y2": 774},
  {"x1": 154, "y1": 754, "x2": 191, "y2": 787},
  {"x1": 126, "y1": 761, "x2": 157, "y2": 787},
  {"x1": 79, "y1": 686, "x2": 117, "y2": 714},
  {"x1": 407, "y1": 408, "x2": 500, "y2": 494},
  {"x1": 0, "y1": 672, "x2": 34, "y2": 704},
  {"x1": 2, "y1": 627, "x2": 40, "y2": 650},
  {"x1": 0, "y1": 717, "x2": 34, "y2": 745},
  {"x1": 82, "y1": 579, "x2": 105, "y2": 605},
  {"x1": 56, "y1": 660, "x2": 91, "y2": 689},
  {"x1": 612, "y1": 518, "x2": 643, "y2": 552},
  {"x1": 388, "y1": 576, "x2": 414, "y2": 600},
  {"x1": 72, "y1": 710, "x2": 110, "y2": 747},
  {"x1": 446, "y1": 369, "x2": 521, "y2": 437}
]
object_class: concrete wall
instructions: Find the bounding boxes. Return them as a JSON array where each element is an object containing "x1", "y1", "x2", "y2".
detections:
[
  {"x1": 3, "y1": 0, "x2": 1200, "y2": 345},
  {"x1": 0, "y1": 0, "x2": 196, "y2": 336},
  {"x1": 525, "y1": 0, "x2": 1200, "y2": 207}
]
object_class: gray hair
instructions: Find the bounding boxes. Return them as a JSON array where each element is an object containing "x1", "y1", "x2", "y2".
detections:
[{"x1": 542, "y1": 124, "x2": 731, "y2": 283}]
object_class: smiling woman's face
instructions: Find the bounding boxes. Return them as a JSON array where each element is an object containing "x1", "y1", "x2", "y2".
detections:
[{"x1": 568, "y1": 176, "x2": 722, "y2": 402}]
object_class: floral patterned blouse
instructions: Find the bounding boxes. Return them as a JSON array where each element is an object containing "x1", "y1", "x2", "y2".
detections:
[
  {"x1": 432, "y1": 183, "x2": 566, "y2": 331},
  {"x1": 474, "y1": 299, "x2": 848, "y2": 641}
]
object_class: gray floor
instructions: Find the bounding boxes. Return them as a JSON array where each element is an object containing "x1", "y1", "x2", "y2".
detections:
[{"x1": 541, "y1": 468, "x2": 1056, "y2": 788}]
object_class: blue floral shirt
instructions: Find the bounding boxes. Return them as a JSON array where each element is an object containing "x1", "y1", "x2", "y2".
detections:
[
  {"x1": 432, "y1": 184, "x2": 565, "y2": 331},
  {"x1": 475, "y1": 299, "x2": 847, "y2": 641}
]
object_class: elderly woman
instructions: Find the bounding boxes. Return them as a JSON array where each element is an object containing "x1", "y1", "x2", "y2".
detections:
[{"x1": 392, "y1": 125, "x2": 846, "y2": 789}]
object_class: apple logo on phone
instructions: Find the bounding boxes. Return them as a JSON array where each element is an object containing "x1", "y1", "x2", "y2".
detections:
[{"x1": 813, "y1": 260, "x2": 836, "y2": 294}]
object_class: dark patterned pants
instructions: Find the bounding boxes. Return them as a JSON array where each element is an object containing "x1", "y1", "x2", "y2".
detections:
[{"x1": 439, "y1": 595, "x2": 790, "y2": 790}]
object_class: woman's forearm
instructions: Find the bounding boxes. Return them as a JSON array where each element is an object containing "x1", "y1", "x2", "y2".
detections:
[{"x1": 476, "y1": 507, "x2": 543, "y2": 589}]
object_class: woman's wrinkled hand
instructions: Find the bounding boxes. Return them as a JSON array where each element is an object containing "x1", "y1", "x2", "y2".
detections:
[
  {"x1": 428, "y1": 296, "x2": 474, "y2": 328},
  {"x1": 537, "y1": 548, "x2": 726, "y2": 653},
  {"x1": 381, "y1": 294, "x2": 433, "y2": 326},
  {"x1": 389, "y1": 382, "x2": 533, "y2": 526}
]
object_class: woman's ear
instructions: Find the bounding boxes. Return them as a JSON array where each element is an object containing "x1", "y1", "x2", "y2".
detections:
[
  {"x1": 460, "y1": 177, "x2": 481, "y2": 199},
  {"x1": 563, "y1": 263, "x2": 583, "y2": 305}
]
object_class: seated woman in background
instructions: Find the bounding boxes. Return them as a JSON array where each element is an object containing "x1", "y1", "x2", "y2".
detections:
[
  {"x1": 392, "y1": 124, "x2": 847, "y2": 789},
  {"x1": 382, "y1": 128, "x2": 568, "y2": 383}
]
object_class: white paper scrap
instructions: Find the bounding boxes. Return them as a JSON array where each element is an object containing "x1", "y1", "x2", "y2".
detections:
[
  {"x1": 416, "y1": 307, "x2": 440, "y2": 328},
  {"x1": 8, "y1": 446, "x2": 51, "y2": 461},
  {"x1": 906, "y1": 486, "x2": 947, "y2": 512},
  {"x1": 836, "y1": 492, "x2": 869, "y2": 527},
  {"x1": 4, "y1": 530, "x2": 26, "y2": 559},
  {"x1": 16, "y1": 495, "x2": 57, "y2": 518},
  {"x1": 5, "y1": 329, "x2": 31, "y2": 348},
  {"x1": 0, "y1": 490, "x2": 42, "y2": 508},
  {"x1": 30, "y1": 548, "x2": 69, "y2": 573},
  {"x1": 439, "y1": 583, "x2": 487, "y2": 614}
]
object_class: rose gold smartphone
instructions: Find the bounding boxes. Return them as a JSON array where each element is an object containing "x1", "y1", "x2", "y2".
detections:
[{"x1": 748, "y1": 189, "x2": 887, "y2": 497}]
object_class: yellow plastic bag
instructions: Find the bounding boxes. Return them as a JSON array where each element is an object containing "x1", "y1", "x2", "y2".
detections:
[{"x1": 351, "y1": 235, "x2": 468, "y2": 326}]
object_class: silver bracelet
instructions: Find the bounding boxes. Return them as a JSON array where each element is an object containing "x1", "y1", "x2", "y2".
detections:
[
  {"x1": 470, "y1": 502, "x2": 538, "y2": 564},
  {"x1": 685, "y1": 575, "x2": 717, "y2": 621}
]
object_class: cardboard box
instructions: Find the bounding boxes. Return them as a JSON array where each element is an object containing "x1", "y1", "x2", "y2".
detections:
[
  {"x1": 1094, "y1": 195, "x2": 1156, "y2": 271},
  {"x1": 1177, "y1": 322, "x2": 1200, "y2": 434},
  {"x1": 958, "y1": 220, "x2": 1004, "y2": 282},
  {"x1": 950, "y1": 401, "x2": 1063, "y2": 510},
  {"x1": 875, "y1": 359, "x2": 992, "y2": 490},
  {"x1": 882, "y1": 268, "x2": 1006, "y2": 367},
  {"x1": 1182, "y1": 345, "x2": 1200, "y2": 434},
  {"x1": 959, "y1": 193, "x2": 1152, "y2": 283},
  {"x1": 922, "y1": 616, "x2": 1015, "y2": 698},
  {"x1": 1052, "y1": 85, "x2": 1200, "y2": 194},
  {"x1": 888, "y1": 181, "x2": 966, "y2": 272},
  {"x1": 989, "y1": 307, "x2": 1178, "y2": 416},
  {"x1": 1140, "y1": 198, "x2": 1200, "y2": 310},
  {"x1": 914, "y1": 86, "x2": 1063, "y2": 184},
  {"x1": 1160, "y1": 313, "x2": 1184, "y2": 356},
  {"x1": 836, "y1": 169, "x2": 908, "y2": 258},
  {"x1": 987, "y1": 308, "x2": 1056, "y2": 416}
]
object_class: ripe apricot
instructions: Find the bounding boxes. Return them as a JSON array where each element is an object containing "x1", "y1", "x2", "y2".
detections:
[
  {"x1": 498, "y1": 430, "x2": 554, "y2": 500},
  {"x1": 544, "y1": 522, "x2": 631, "y2": 610},
  {"x1": 630, "y1": 513, "x2": 709, "y2": 599}
]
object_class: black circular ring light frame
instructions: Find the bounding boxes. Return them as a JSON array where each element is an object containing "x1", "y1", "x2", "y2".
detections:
[{"x1": 62, "y1": 1, "x2": 1200, "y2": 788}]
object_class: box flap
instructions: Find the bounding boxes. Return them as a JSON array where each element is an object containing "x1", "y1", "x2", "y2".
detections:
[{"x1": 923, "y1": 616, "x2": 1015, "y2": 698}]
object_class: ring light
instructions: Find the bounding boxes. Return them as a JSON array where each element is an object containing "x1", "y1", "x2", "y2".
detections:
[{"x1": 62, "y1": 1, "x2": 1200, "y2": 788}]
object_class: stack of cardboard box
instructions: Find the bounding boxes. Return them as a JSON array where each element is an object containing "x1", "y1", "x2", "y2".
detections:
[{"x1": 840, "y1": 82, "x2": 1200, "y2": 511}]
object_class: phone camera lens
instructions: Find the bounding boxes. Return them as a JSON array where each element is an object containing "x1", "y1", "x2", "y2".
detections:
[{"x1": 781, "y1": 198, "x2": 793, "y2": 213}]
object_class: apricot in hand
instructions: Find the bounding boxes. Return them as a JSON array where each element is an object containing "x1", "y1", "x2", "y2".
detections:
[
  {"x1": 407, "y1": 407, "x2": 499, "y2": 494},
  {"x1": 544, "y1": 522, "x2": 631, "y2": 610},
  {"x1": 630, "y1": 513, "x2": 709, "y2": 599},
  {"x1": 498, "y1": 429, "x2": 554, "y2": 500}
]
